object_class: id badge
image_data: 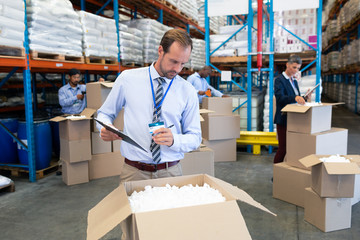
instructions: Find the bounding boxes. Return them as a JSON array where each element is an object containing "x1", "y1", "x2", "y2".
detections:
[{"x1": 149, "y1": 121, "x2": 164, "y2": 135}]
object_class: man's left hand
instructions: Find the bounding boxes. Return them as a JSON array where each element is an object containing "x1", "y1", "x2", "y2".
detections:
[{"x1": 152, "y1": 127, "x2": 174, "y2": 147}]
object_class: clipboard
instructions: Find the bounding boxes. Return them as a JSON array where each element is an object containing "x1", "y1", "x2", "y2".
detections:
[
  {"x1": 95, "y1": 118, "x2": 148, "y2": 153},
  {"x1": 303, "y1": 83, "x2": 320, "y2": 98}
]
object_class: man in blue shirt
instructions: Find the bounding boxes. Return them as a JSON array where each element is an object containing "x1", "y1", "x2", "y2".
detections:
[
  {"x1": 187, "y1": 65, "x2": 229, "y2": 104},
  {"x1": 58, "y1": 68, "x2": 86, "y2": 114},
  {"x1": 97, "y1": 29, "x2": 202, "y2": 185}
]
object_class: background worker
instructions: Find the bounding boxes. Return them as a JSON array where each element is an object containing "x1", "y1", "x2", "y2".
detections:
[
  {"x1": 187, "y1": 65, "x2": 229, "y2": 104},
  {"x1": 273, "y1": 54, "x2": 312, "y2": 164},
  {"x1": 58, "y1": 68, "x2": 104, "y2": 114}
]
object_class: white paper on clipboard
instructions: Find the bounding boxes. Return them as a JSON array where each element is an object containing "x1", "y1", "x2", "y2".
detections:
[{"x1": 303, "y1": 83, "x2": 320, "y2": 97}]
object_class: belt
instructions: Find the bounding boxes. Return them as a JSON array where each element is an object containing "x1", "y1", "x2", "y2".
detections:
[{"x1": 125, "y1": 158, "x2": 180, "y2": 172}]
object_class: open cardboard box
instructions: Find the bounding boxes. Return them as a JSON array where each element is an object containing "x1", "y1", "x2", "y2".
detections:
[
  {"x1": 87, "y1": 174, "x2": 276, "y2": 240},
  {"x1": 281, "y1": 103, "x2": 342, "y2": 134},
  {"x1": 299, "y1": 154, "x2": 360, "y2": 197},
  {"x1": 50, "y1": 108, "x2": 96, "y2": 141},
  {"x1": 86, "y1": 82, "x2": 114, "y2": 109}
]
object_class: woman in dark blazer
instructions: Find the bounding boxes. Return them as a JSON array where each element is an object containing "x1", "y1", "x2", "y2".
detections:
[{"x1": 273, "y1": 55, "x2": 311, "y2": 164}]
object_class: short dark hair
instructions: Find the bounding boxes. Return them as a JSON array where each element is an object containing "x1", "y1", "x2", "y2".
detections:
[
  {"x1": 287, "y1": 54, "x2": 302, "y2": 65},
  {"x1": 160, "y1": 29, "x2": 193, "y2": 53},
  {"x1": 202, "y1": 66, "x2": 212, "y2": 71},
  {"x1": 69, "y1": 68, "x2": 80, "y2": 76}
]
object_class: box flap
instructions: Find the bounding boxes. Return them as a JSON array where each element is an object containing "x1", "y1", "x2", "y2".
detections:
[
  {"x1": 49, "y1": 116, "x2": 66, "y2": 122},
  {"x1": 99, "y1": 82, "x2": 114, "y2": 88},
  {"x1": 87, "y1": 184, "x2": 132, "y2": 240},
  {"x1": 206, "y1": 175, "x2": 276, "y2": 216},
  {"x1": 81, "y1": 108, "x2": 96, "y2": 118},
  {"x1": 281, "y1": 104, "x2": 311, "y2": 113},
  {"x1": 135, "y1": 201, "x2": 252, "y2": 240},
  {"x1": 299, "y1": 154, "x2": 322, "y2": 168},
  {"x1": 324, "y1": 162, "x2": 360, "y2": 175},
  {"x1": 200, "y1": 114, "x2": 204, "y2": 122},
  {"x1": 199, "y1": 108, "x2": 215, "y2": 114}
]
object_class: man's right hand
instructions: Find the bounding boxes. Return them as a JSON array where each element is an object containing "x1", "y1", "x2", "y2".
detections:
[
  {"x1": 295, "y1": 96, "x2": 306, "y2": 105},
  {"x1": 100, "y1": 126, "x2": 123, "y2": 141},
  {"x1": 77, "y1": 94, "x2": 84, "y2": 100}
]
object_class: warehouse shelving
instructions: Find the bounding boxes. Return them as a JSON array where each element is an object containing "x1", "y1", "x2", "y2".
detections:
[
  {"x1": 321, "y1": 0, "x2": 360, "y2": 113},
  {"x1": 0, "y1": 0, "x2": 211, "y2": 181}
]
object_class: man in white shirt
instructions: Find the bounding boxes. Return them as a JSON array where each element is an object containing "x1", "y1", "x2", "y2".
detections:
[
  {"x1": 96, "y1": 29, "x2": 201, "y2": 184},
  {"x1": 187, "y1": 65, "x2": 229, "y2": 104}
]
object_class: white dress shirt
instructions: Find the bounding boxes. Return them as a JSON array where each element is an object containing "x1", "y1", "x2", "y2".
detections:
[{"x1": 97, "y1": 63, "x2": 202, "y2": 164}]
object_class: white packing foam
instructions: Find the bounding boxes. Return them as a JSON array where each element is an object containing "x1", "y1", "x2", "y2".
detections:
[{"x1": 128, "y1": 183, "x2": 226, "y2": 213}]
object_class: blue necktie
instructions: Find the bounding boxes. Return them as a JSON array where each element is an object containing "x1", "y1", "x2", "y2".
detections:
[{"x1": 150, "y1": 77, "x2": 165, "y2": 164}]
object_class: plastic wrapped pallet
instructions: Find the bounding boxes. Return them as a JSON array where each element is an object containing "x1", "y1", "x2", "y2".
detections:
[
  {"x1": 122, "y1": 19, "x2": 167, "y2": 64},
  {"x1": 190, "y1": 38, "x2": 205, "y2": 70},
  {"x1": 263, "y1": 88, "x2": 276, "y2": 132},
  {"x1": 26, "y1": 0, "x2": 82, "y2": 56},
  {"x1": 0, "y1": 1, "x2": 25, "y2": 48}
]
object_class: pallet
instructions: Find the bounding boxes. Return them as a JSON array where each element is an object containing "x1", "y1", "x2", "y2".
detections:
[
  {"x1": 30, "y1": 50, "x2": 84, "y2": 63},
  {"x1": 0, "y1": 161, "x2": 59, "y2": 180},
  {"x1": 0, "y1": 180, "x2": 15, "y2": 193},
  {"x1": 162, "y1": 0, "x2": 177, "y2": 11},
  {"x1": 0, "y1": 45, "x2": 25, "y2": 58},
  {"x1": 85, "y1": 56, "x2": 118, "y2": 65},
  {"x1": 121, "y1": 61, "x2": 143, "y2": 67}
]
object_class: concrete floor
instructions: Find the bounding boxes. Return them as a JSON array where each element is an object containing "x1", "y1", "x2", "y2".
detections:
[{"x1": 1, "y1": 104, "x2": 360, "y2": 240}]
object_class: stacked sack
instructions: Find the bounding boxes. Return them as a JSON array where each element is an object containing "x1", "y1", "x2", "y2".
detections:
[
  {"x1": 263, "y1": 87, "x2": 276, "y2": 132},
  {"x1": 273, "y1": 102, "x2": 353, "y2": 232},
  {"x1": 122, "y1": 19, "x2": 171, "y2": 64},
  {"x1": 190, "y1": 38, "x2": 205, "y2": 70},
  {"x1": 26, "y1": 0, "x2": 82, "y2": 56},
  {"x1": 0, "y1": 0, "x2": 25, "y2": 48}
]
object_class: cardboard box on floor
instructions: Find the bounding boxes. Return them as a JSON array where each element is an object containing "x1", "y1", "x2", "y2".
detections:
[
  {"x1": 203, "y1": 138, "x2": 237, "y2": 162},
  {"x1": 86, "y1": 82, "x2": 114, "y2": 109},
  {"x1": 286, "y1": 128, "x2": 348, "y2": 170},
  {"x1": 201, "y1": 114, "x2": 240, "y2": 140},
  {"x1": 202, "y1": 97, "x2": 233, "y2": 116},
  {"x1": 50, "y1": 108, "x2": 96, "y2": 141},
  {"x1": 304, "y1": 187, "x2": 351, "y2": 232},
  {"x1": 181, "y1": 146, "x2": 214, "y2": 176},
  {"x1": 350, "y1": 153, "x2": 360, "y2": 205},
  {"x1": 299, "y1": 154, "x2": 360, "y2": 198},
  {"x1": 62, "y1": 159, "x2": 89, "y2": 186},
  {"x1": 86, "y1": 174, "x2": 276, "y2": 240},
  {"x1": 91, "y1": 132, "x2": 112, "y2": 154},
  {"x1": 89, "y1": 152, "x2": 125, "y2": 180},
  {"x1": 273, "y1": 162, "x2": 311, "y2": 208},
  {"x1": 92, "y1": 108, "x2": 124, "y2": 133},
  {"x1": 60, "y1": 138, "x2": 91, "y2": 163},
  {"x1": 282, "y1": 103, "x2": 342, "y2": 134}
]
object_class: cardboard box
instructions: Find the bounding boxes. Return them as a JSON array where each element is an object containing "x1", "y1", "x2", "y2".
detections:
[
  {"x1": 89, "y1": 152, "x2": 125, "y2": 180},
  {"x1": 60, "y1": 138, "x2": 91, "y2": 163},
  {"x1": 91, "y1": 132, "x2": 111, "y2": 154},
  {"x1": 50, "y1": 108, "x2": 96, "y2": 141},
  {"x1": 202, "y1": 97, "x2": 233, "y2": 115},
  {"x1": 181, "y1": 146, "x2": 215, "y2": 176},
  {"x1": 92, "y1": 108, "x2": 124, "y2": 133},
  {"x1": 62, "y1": 159, "x2": 89, "y2": 186},
  {"x1": 286, "y1": 128, "x2": 348, "y2": 170},
  {"x1": 299, "y1": 155, "x2": 360, "y2": 198},
  {"x1": 86, "y1": 82, "x2": 114, "y2": 109},
  {"x1": 202, "y1": 138, "x2": 237, "y2": 162},
  {"x1": 112, "y1": 140, "x2": 121, "y2": 152},
  {"x1": 86, "y1": 174, "x2": 276, "y2": 240},
  {"x1": 201, "y1": 114, "x2": 240, "y2": 140},
  {"x1": 304, "y1": 187, "x2": 351, "y2": 232},
  {"x1": 282, "y1": 103, "x2": 341, "y2": 134},
  {"x1": 352, "y1": 174, "x2": 360, "y2": 206},
  {"x1": 273, "y1": 162, "x2": 311, "y2": 207}
]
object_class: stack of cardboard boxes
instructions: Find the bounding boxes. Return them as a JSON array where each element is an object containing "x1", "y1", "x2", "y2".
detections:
[
  {"x1": 300, "y1": 154, "x2": 360, "y2": 232},
  {"x1": 273, "y1": 103, "x2": 360, "y2": 232},
  {"x1": 201, "y1": 97, "x2": 240, "y2": 162},
  {"x1": 50, "y1": 109, "x2": 96, "y2": 185}
]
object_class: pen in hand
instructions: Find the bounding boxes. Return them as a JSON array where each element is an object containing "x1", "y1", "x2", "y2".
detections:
[{"x1": 168, "y1": 124, "x2": 174, "y2": 129}]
